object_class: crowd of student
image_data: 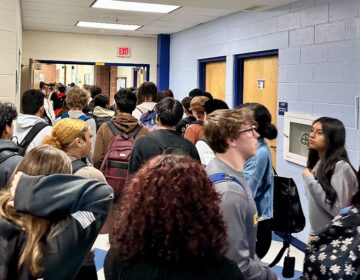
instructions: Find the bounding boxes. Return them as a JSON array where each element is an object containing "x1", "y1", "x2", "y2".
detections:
[{"x1": 0, "y1": 80, "x2": 359, "y2": 279}]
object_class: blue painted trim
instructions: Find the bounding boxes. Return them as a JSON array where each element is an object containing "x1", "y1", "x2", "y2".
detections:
[
  {"x1": 274, "y1": 232, "x2": 307, "y2": 252},
  {"x1": 37, "y1": 60, "x2": 95, "y2": 65},
  {"x1": 157, "y1": 34, "x2": 170, "y2": 91},
  {"x1": 198, "y1": 56, "x2": 226, "y2": 91},
  {"x1": 133, "y1": 68, "x2": 138, "y2": 88},
  {"x1": 233, "y1": 49, "x2": 278, "y2": 108}
]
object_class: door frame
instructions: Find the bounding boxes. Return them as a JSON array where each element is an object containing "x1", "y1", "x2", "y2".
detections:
[
  {"x1": 36, "y1": 59, "x2": 151, "y2": 82},
  {"x1": 198, "y1": 56, "x2": 226, "y2": 91},
  {"x1": 233, "y1": 49, "x2": 278, "y2": 107}
]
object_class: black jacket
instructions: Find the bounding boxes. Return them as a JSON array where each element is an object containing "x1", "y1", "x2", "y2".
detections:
[
  {"x1": 0, "y1": 140, "x2": 22, "y2": 189},
  {"x1": 1, "y1": 174, "x2": 114, "y2": 280},
  {"x1": 104, "y1": 251, "x2": 245, "y2": 280},
  {"x1": 128, "y1": 129, "x2": 200, "y2": 175}
]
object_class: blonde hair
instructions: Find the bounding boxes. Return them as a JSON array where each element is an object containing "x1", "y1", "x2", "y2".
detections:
[
  {"x1": 65, "y1": 87, "x2": 89, "y2": 109},
  {"x1": 204, "y1": 108, "x2": 254, "y2": 153},
  {"x1": 190, "y1": 96, "x2": 209, "y2": 120},
  {"x1": 0, "y1": 145, "x2": 72, "y2": 276},
  {"x1": 43, "y1": 118, "x2": 88, "y2": 151}
]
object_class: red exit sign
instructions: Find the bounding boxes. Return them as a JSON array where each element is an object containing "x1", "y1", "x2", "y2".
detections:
[{"x1": 118, "y1": 47, "x2": 131, "y2": 57}]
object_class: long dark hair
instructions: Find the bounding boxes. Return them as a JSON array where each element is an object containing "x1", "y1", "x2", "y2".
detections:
[
  {"x1": 307, "y1": 117, "x2": 356, "y2": 207},
  {"x1": 240, "y1": 102, "x2": 277, "y2": 140}
]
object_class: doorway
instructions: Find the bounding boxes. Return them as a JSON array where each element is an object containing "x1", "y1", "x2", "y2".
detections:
[
  {"x1": 199, "y1": 56, "x2": 226, "y2": 100},
  {"x1": 234, "y1": 50, "x2": 278, "y2": 166}
]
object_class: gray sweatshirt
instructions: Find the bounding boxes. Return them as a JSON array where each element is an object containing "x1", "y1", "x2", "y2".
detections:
[
  {"x1": 304, "y1": 160, "x2": 358, "y2": 234},
  {"x1": 206, "y1": 157, "x2": 278, "y2": 280}
]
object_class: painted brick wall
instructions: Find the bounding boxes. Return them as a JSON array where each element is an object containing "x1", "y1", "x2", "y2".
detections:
[
  {"x1": 170, "y1": 0, "x2": 360, "y2": 242},
  {"x1": 0, "y1": 0, "x2": 22, "y2": 106}
]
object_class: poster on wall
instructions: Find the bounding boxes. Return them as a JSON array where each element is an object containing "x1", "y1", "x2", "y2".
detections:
[{"x1": 117, "y1": 77, "x2": 127, "y2": 91}]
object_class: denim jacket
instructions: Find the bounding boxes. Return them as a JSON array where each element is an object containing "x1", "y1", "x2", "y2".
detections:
[{"x1": 243, "y1": 138, "x2": 274, "y2": 220}]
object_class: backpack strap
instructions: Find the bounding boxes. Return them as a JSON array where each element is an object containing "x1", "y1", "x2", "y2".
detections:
[
  {"x1": 61, "y1": 112, "x2": 90, "y2": 121},
  {"x1": 148, "y1": 132, "x2": 166, "y2": 150},
  {"x1": 0, "y1": 150, "x2": 18, "y2": 164},
  {"x1": 128, "y1": 124, "x2": 142, "y2": 138},
  {"x1": 19, "y1": 122, "x2": 48, "y2": 152},
  {"x1": 197, "y1": 136, "x2": 209, "y2": 145},
  {"x1": 108, "y1": 122, "x2": 123, "y2": 136},
  {"x1": 71, "y1": 159, "x2": 88, "y2": 174},
  {"x1": 78, "y1": 115, "x2": 91, "y2": 121},
  {"x1": 61, "y1": 112, "x2": 69, "y2": 119},
  {"x1": 209, "y1": 173, "x2": 244, "y2": 188}
]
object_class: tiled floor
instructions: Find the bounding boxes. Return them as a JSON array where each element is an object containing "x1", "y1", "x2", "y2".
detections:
[{"x1": 93, "y1": 234, "x2": 305, "y2": 280}]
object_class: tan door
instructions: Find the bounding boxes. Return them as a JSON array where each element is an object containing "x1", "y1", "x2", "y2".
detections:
[
  {"x1": 205, "y1": 61, "x2": 226, "y2": 100},
  {"x1": 243, "y1": 56, "x2": 278, "y2": 167}
]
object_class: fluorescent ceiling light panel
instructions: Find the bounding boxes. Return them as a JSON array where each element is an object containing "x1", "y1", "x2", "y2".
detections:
[
  {"x1": 76, "y1": 21, "x2": 141, "y2": 30},
  {"x1": 92, "y1": 0, "x2": 180, "y2": 13}
]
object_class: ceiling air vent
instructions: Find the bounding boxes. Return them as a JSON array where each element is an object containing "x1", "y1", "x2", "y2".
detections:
[{"x1": 243, "y1": 5, "x2": 266, "y2": 11}]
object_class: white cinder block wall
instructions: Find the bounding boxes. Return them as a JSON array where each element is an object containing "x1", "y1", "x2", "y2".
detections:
[
  {"x1": 0, "y1": 0, "x2": 22, "y2": 106},
  {"x1": 170, "y1": 0, "x2": 360, "y2": 242}
]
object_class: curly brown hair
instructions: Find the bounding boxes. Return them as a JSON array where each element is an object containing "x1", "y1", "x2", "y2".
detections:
[{"x1": 112, "y1": 155, "x2": 228, "y2": 261}]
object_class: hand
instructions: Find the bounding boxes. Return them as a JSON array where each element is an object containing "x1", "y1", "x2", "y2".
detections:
[{"x1": 302, "y1": 168, "x2": 313, "y2": 178}]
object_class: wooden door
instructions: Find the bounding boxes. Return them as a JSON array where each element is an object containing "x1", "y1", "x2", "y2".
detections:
[
  {"x1": 205, "y1": 61, "x2": 226, "y2": 100},
  {"x1": 243, "y1": 56, "x2": 278, "y2": 167}
]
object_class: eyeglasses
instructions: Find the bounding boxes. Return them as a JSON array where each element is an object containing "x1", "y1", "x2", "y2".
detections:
[{"x1": 239, "y1": 125, "x2": 257, "y2": 137}]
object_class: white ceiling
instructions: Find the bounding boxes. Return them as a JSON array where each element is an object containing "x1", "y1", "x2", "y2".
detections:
[{"x1": 21, "y1": 0, "x2": 297, "y2": 37}]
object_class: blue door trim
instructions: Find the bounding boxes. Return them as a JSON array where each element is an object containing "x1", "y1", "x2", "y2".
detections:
[
  {"x1": 198, "y1": 56, "x2": 226, "y2": 92},
  {"x1": 36, "y1": 59, "x2": 151, "y2": 82},
  {"x1": 233, "y1": 49, "x2": 278, "y2": 108},
  {"x1": 157, "y1": 34, "x2": 170, "y2": 91}
]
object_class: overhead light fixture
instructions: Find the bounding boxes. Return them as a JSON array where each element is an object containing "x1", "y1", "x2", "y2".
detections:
[
  {"x1": 76, "y1": 21, "x2": 141, "y2": 31},
  {"x1": 92, "y1": 0, "x2": 180, "y2": 14}
]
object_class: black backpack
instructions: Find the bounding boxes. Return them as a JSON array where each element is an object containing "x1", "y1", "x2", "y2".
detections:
[
  {"x1": 16, "y1": 122, "x2": 49, "y2": 156},
  {"x1": 148, "y1": 132, "x2": 190, "y2": 156}
]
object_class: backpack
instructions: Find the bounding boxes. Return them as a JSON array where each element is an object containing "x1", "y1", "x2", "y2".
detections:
[
  {"x1": 61, "y1": 112, "x2": 91, "y2": 121},
  {"x1": 71, "y1": 159, "x2": 88, "y2": 174},
  {"x1": 0, "y1": 150, "x2": 18, "y2": 164},
  {"x1": 148, "y1": 132, "x2": 190, "y2": 156},
  {"x1": 139, "y1": 110, "x2": 157, "y2": 131},
  {"x1": 16, "y1": 122, "x2": 48, "y2": 156},
  {"x1": 99, "y1": 123, "x2": 142, "y2": 199}
]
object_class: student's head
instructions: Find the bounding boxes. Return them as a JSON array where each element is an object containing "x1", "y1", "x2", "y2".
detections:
[
  {"x1": 94, "y1": 94, "x2": 110, "y2": 109},
  {"x1": 0, "y1": 144, "x2": 71, "y2": 276},
  {"x1": 90, "y1": 85, "x2": 102, "y2": 99},
  {"x1": 154, "y1": 97, "x2": 183, "y2": 127},
  {"x1": 114, "y1": 88, "x2": 137, "y2": 114},
  {"x1": 39, "y1": 81, "x2": 45, "y2": 90},
  {"x1": 21, "y1": 89, "x2": 45, "y2": 116},
  {"x1": 204, "y1": 109, "x2": 258, "y2": 157},
  {"x1": 307, "y1": 117, "x2": 354, "y2": 207},
  {"x1": 308, "y1": 117, "x2": 347, "y2": 161},
  {"x1": 203, "y1": 91, "x2": 213, "y2": 100},
  {"x1": 112, "y1": 155, "x2": 228, "y2": 261},
  {"x1": 162, "y1": 89, "x2": 174, "y2": 98},
  {"x1": 65, "y1": 88, "x2": 89, "y2": 110},
  {"x1": 204, "y1": 99, "x2": 229, "y2": 116},
  {"x1": 181, "y1": 96, "x2": 192, "y2": 115},
  {"x1": 240, "y1": 103, "x2": 277, "y2": 140},
  {"x1": 58, "y1": 84, "x2": 66, "y2": 94},
  {"x1": 188, "y1": 88, "x2": 203, "y2": 98},
  {"x1": 0, "y1": 102, "x2": 17, "y2": 139},
  {"x1": 43, "y1": 118, "x2": 91, "y2": 159},
  {"x1": 190, "y1": 96, "x2": 209, "y2": 120},
  {"x1": 137, "y1": 81, "x2": 157, "y2": 104}
]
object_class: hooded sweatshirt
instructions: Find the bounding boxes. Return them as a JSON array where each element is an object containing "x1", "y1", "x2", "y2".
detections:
[
  {"x1": 93, "y1": 106, "x2": 115, "y2": 131},
  {"x1": 132, "y1": 102, "x2": 157, "y2": 120},
  {"x1": 93, "y1": 113, "x2": 149, "y2": 168},
  {"x1": 0, "y1": 140, "x2": 23, "y2": 189},
  {"x1": 12, "y1": 114, "x2": 52, "y2": 154}
]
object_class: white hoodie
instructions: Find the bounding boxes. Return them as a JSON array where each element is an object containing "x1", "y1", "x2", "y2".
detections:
[
  {"x1": 12, "y1": 114, "x2": 52, "y2": 154},
  {"x1": 132, "y1": 102, "x2": 157, "y2": 120}
]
